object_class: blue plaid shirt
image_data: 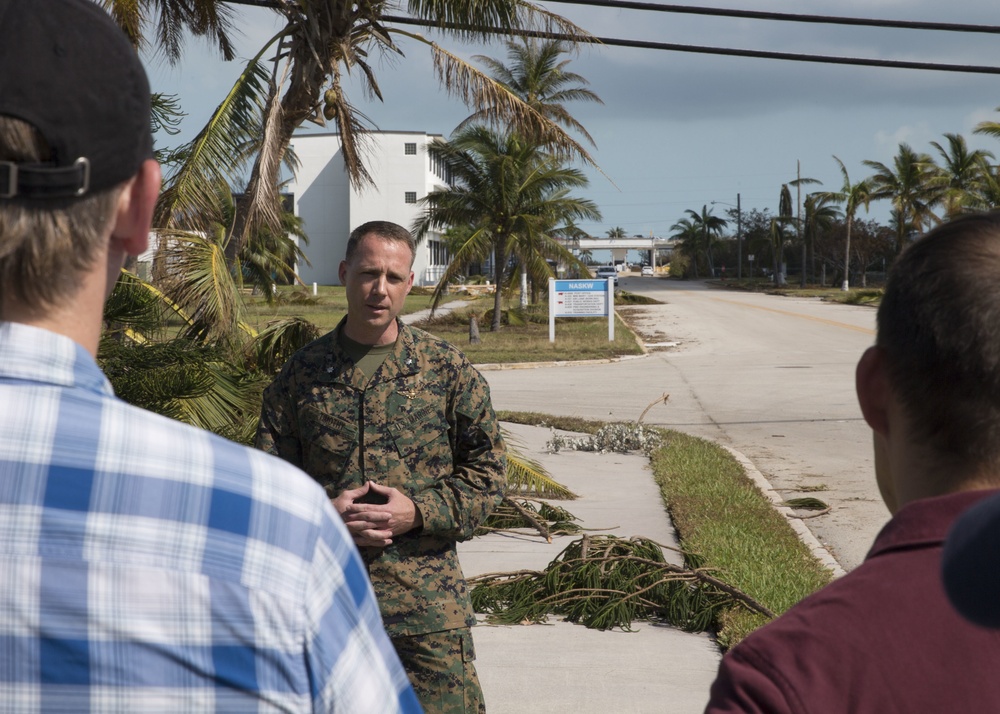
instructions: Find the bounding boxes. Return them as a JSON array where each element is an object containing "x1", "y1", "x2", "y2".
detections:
[{"x1": 0, "y1": 322, "x2": 421, "y2": 713}]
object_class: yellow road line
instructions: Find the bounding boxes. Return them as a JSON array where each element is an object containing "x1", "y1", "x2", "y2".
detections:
[{"x1": 707, "y1": 295, "x2": 875, "y2": 335}]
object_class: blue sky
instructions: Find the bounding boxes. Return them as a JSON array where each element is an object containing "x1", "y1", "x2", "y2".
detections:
[{"x1": 143, "y1": 0, "x2": 1000, "y2": 238}]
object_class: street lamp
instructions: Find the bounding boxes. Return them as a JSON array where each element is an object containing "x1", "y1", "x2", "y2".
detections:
[{"x1": 711, "y1": 193, "x2": 742, "y2": 280}]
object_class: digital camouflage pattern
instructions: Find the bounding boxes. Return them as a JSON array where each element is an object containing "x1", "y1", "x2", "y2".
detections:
[
  {"x1": 256, "y1": 318, "x2": 506, "y2": 637},
  {"x1": 392, "y1": 628, "x2": 485, "y2": 714}
]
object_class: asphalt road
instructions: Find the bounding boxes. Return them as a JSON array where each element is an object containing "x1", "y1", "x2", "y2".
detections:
[{"x1": 482, "y1": 276, "x2": 887, "y2": 572}]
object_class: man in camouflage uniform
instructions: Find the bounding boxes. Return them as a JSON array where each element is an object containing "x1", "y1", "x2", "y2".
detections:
[{"x1": 256, "y1": 221, "x2": 505, "y2": 713}]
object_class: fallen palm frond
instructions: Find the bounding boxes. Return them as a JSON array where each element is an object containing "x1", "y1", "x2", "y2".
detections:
[
  {"x1": 502, "y1": 426, "x2": 577, "y2": 499},
  {"x1": 470, "y1": 534, "x2": 774, "y2": 632},
  {"x1": 477, "y1": 497, "x2": 584, "y2": 541},
  {"x1": 781, "y1": 497, "x2": 829, "y2": 510},
  {"x1": 505, "y1": 452, "x2": 577, "y2": 499}
]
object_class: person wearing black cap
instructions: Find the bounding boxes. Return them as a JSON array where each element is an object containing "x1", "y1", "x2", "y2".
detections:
[
  {"x1": 0, "y1": 1, "x2": 420, "y2": 711},
  {"x1": 705, "y1": 211, "x2": 1000, "y2": 713}
]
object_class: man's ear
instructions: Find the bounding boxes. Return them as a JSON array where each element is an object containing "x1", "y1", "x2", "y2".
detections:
[
  {"x1": 856, "y1": 345, "x2": 890, "y2": 437},
  {"x1": 111, "y1": 159, "x2": 161, "y2": 256}
]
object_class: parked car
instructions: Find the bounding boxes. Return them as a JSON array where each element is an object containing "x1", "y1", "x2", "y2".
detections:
[
  {"x1": 641, "y1": 265, "x2": 655, "y2": 277},
  {"x1": 595, "y1": 265, "x2": 618, "y2": 287}
]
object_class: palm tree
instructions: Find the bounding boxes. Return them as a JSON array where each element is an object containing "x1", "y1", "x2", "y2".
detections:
[
  {"x1": 669, "y1": 217, "x2": 701, "y2": 279},
  {"x1": 111, "y1": 1, "x2": 593, "y2": 263},
  {"x1": 463, "y1": 38, "x2": 604, "y2": 158},
  {"x1": 816, "y1": 156, "x2": 870, "y2": 291},
  {"x1": 775, "y1": 185, "x2": 793, "y2": 285},
  {"x1": 685, "y1": 205, "x2": 728, "y2": 278},
  {"x1": 802, "y1": 192, "x2": 841, "y2": 286},
  {"x1": 606, "y1": 226, "x2": 627, "y2": 240},
  {"x1": 457, "y1": 37, "x2": 602, "y2": 307},
  {"x1": 786, "y1": 171, "x2": 821, "y2": 286},
  {"x1": 863, "y1": 143, "x2": 940, "y2": 255},
  {"x1": 412, "y1": 125, "x2": 599, "y2": 331},
  {"x1": 973, "y1": 109, "x2": 1000, "y2": 210},
  {"x1": 928, "y1": 133, "x2": 995, "y2": 217},
  {"x1": 104, "y1": 0, "x2": 237, "y2": 62}
]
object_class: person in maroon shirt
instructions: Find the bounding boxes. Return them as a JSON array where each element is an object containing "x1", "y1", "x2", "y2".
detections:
[{"x1": 705, "y1": 211, "x2": 1000, "y2": 714}]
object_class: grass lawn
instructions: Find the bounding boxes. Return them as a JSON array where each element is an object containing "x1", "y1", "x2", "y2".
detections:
[
  {"x1": 242, "y1": 285, "x2": 442, "y2": 334},
  {"x1": 716, "y1": 278, "x2": 883, "y2": 306},
  {"x1": 244, "y1": 286, "x2": 647, "y2": 363}
]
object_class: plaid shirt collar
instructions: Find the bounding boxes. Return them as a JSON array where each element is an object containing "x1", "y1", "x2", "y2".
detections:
[{"x1": 0, "y1": 321, "x2": 113, "y2": 396}]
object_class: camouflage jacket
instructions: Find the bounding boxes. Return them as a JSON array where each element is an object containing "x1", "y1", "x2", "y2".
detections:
[{"x1": 255, "y1": 319, "x2": 506, "y2": 636}]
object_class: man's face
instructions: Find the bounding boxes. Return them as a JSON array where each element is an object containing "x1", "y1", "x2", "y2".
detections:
[{"x1": 339, "y1": 234, "x2": 414, "y2": 345}]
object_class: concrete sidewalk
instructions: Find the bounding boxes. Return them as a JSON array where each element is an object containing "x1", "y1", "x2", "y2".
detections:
[{"x1": 459, "y1": 422, "x2": 721, "y2": 714}]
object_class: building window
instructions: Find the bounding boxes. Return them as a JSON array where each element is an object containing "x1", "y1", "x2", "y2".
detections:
[
  {"x1": 404, "y1": 191, "x2": 417, "y2": 204},
  {"x1": 430, "y1": 153, "x2": 454, "y2": 185},
  {"x1": 429, "y1": 239, "x2": 449, "y2": 266},
  {"x1": 404, "y1": 142, "x2": 417, "y2": 155}
]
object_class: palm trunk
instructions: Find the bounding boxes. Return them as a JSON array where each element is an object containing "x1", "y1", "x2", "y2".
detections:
[
  {"x1": 227, "y1": 45, "x2": 330, "y2": 268},
  {"x1": 842, "y1": 215, "x2": 852, "y2": 291},
  {"x1": 519, "y1": 262, "x2": 528, "y2": 309},
  {"x1": 491, "y1": 240, "x2": 507, "y2": 332}
]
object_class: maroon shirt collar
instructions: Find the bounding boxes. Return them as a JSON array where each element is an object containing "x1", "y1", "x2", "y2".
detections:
[{"x1": 867, "y1": 489, "x2": 1000, "y2": 560}]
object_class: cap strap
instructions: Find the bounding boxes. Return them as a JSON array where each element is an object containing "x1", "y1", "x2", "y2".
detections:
[{"x1": 0, "y1": 157, "x2": 91, "y2": 199}]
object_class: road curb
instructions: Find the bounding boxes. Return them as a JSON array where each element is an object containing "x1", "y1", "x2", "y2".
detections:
[
  {"x1": 477, "y1": 353, "x2": 650, "y2": 371},
  {"x1": 720, "y1": 445, "x2": 848, "y2": 579}
]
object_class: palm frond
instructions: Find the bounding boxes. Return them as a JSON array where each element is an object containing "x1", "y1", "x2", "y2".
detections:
[
  {"x1": 506, "y1": 452, "x2": 577, "y2": 499},
  {"x1": 154, "y1": 228, "x2": 247, "y2": 345},
  {"x1": 243, "y1": 317, "x2": 321, "y2": 376},
  {"x1": 155, "y1": 49, "x2": 274, "y2": 233}
]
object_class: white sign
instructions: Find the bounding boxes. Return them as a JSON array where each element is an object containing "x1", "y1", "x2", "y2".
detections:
[
  {"x1": 553, "y1": 280, "x2": 607, "y2": 316},
  {"x1": 548, "y1": 279, "x2": 615, "y2": 342}
]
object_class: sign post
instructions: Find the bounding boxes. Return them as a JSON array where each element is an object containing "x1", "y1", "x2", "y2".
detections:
[{"x1": 549, "y1": 278, "x2": 615, "y2": 342}]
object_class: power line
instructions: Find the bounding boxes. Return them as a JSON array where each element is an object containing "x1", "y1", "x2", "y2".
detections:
[
  {"x1": 222, "y1": 0, "x2": 1000, "y2": 35},
  {"x1": 382, "y1": 17, "x2": 1000, "y2": 75},
  {"x1": 219, "y1": 0, "x2": 1000, "y2": 75},
  {"x1": 542, "y1": 0, "x2": 1000, "y2": 36}
]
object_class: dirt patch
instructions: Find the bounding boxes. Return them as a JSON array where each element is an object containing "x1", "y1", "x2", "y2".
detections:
[{"x1": 618, "y1": 306, "x2": 672, "y2": 346}]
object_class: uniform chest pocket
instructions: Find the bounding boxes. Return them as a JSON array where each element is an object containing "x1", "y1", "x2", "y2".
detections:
[
  {"x1": 300, "y1": 406, "x2": 359, "y2": 487},
  {"x1": 386, "y1": 405, "x2": 450, "y2": 462}
]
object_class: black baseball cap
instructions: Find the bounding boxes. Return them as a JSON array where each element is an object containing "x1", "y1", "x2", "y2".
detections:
[
  {"x1": 0, "y1": 0, "x2": 153, "y2": 200},
  {"x1": 942, "y1": 492, "x2": 1000, "y2": 628}
]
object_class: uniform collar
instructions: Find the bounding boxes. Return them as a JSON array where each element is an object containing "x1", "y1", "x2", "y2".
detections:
[{"x1": 326, "y1": 318, "x2": 421, "y2": 385}]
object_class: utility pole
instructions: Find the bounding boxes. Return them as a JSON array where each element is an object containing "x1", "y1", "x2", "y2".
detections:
[
  {"x1": 737, "y1": 193, "x2": 742, "y2": 280},
  {"x1": 798, "y1": 160, "x2": 805, "y2": 288}
]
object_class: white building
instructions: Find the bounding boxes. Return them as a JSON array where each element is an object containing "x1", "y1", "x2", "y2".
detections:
[{"x1": 288, "y1": 130, "x2": 451, "y2": 286}]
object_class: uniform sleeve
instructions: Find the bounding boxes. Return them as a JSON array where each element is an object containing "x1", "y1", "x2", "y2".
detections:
[
  {"x1": 305, "y1": 502, "x2": 423, "y2": 713},
  {"x1": 410, "y1": 363, "x2": 506, "y2": 541},
  {"x1": 704, "y1": 639, "x2": 797, "y2": 714},
  {"x1": 255, "y1": 375, "x2": 303, "y2": 469}
]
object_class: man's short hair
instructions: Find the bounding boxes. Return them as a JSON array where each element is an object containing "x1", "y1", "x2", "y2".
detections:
[
  {"x1": 345, "y1": 221, "x2": 416, "y2": 266},
  {"x1": 0, "y1": 116, "x2": 122, "y2": 311},
  {"x1": 877, "y1": 211, "x2": 1000, "y2": 464}
]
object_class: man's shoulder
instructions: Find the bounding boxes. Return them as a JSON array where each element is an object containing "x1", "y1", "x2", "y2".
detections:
[
  {"x1": 107, "y1": 396, "x2": 327, "y2": 513},
  {"x1": 401, "y1": 323, "x2": 477, "y2": 372},
  {"x1": 402, "y1": 323, "x2": 460, "y2": 353}
]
